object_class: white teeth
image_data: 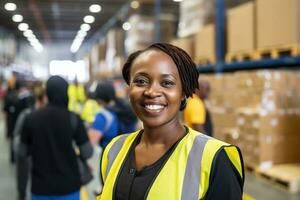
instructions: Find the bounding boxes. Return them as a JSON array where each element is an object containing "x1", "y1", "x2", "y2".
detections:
[{"x1": 145, "y1": 104, "x2": 164, "y2": 110}]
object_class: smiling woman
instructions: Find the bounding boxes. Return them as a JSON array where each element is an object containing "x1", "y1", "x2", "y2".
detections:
[{"x1": 97, "y1": 43, "x2": 244, "y2": 200}]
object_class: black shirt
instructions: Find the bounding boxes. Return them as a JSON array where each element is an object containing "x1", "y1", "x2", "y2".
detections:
[
  {"x1": 114, "y1": 130, "x2": 243, "y2": 200},
  {"x1": 21, "y1": 104, "x2": 89, "y2": 195}
]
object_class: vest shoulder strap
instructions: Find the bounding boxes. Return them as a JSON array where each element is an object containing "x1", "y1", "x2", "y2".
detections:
[{"x1": 101, "y1": 131, "x2": 139, "y2": 182}]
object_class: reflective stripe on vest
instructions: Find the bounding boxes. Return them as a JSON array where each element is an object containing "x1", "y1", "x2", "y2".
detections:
[
  {"x1": 106, "y1": 134, "x2": 129, "y2": 177},
  {"x1": 181, "y1": 134, "x2": 209, "y2": 200}
]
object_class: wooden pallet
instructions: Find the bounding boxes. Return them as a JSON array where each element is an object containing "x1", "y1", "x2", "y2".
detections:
[
  {"x1": 255, "y1": 164, "x2": 300, "y2": 193},
  {"x1": 195, "y1": 56, "x2": 216, "y2": 65},
  {"x1": 255, "y1": 44, "x2": 300, "y2": 60},
  {"x1": 225, "y1": 51, "x2": 255, "y2": 63}
]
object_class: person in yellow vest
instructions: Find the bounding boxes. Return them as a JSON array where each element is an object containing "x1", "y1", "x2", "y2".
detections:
[
  {"x1": 184, "y1": 80, "x2": 213, "y2": 137},
  {"x1": 81, "y1": 83, "x2": 101, "y2": 126},
  {"x1": 68, "y1": 78, "x2": 86, "y2": 113},
  {"x1": 97, "y1": 43, "x2": 244, "y2": 200}
]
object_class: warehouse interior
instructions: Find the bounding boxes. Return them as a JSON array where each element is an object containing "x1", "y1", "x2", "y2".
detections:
[{"x1": 1, "y1": 0, "x2": 300, "y2": 200}]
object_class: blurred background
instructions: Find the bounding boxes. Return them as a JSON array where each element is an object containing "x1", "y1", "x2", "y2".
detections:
[{"x1": 0, "y1": 0, "x2": 300, "y2": 200}]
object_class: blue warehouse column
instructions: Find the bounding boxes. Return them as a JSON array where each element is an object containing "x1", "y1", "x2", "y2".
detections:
[
  {"x1": 215, "y1": 0, "x2": 225, "y2": 73},
  {"x1": 154, "y1": 0, "x2": 161, "y2": 42}
]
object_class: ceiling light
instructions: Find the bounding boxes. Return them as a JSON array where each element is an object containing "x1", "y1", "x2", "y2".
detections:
[
  {"x1": 33, "y1": 44, "x2": 43, "y2": 53},
  {"x1": 173, "y1": 0, "x2": 183, "y2": 2},
  {"x1": 23, "y1": 29, "x2": 33, "y2": 37},
  {"x1": 29, "y1": 38, "x2": 39, "y2": 45},
  {"x1": 122, "y1": 22, "x2": 131, "y2": 31},
  {"x1": 18, "y1": 23, "x2": 29, "y2": 31},
  {"x1": 27, "y1": 34, "x2": 36, "y2": 41},
  {"x1": 83, "y1": 15, "x2": 95, "y2": 24},
  {"x1": 89, "y1": 4, "x2": 101, "y2": 13},
  {"x1": 80, "y1": 24, "x2": 90, "y2": 31},
  {"x1": 12, "y1": 14, "x2": 23, "y2": 22},
  {"x1": 4, "y1": 2, "x2": 17, "y2": 11},
  {"x1": 131, "y1": 1, "x2": 140, "y2": 9},
  {"x1": 77, "y1": 30, "x2": 87, "y2": 38}
]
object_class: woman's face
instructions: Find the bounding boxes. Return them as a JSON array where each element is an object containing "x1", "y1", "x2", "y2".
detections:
[{"x1": 128, "y1": 50, "x2": 183, "y2": 128}]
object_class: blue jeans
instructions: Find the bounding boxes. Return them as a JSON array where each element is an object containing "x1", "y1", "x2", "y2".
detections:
[{"x1": 31, "y1": 191, "x2": 80, "y2": 200}]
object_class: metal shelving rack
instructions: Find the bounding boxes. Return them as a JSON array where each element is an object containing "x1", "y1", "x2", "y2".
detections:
[
  {"x1": 199, "y1": 0, "x2": 300, "y2": 73},
  {"x1": 80, "y1": 0, "x2": 300, "y2": 72}
]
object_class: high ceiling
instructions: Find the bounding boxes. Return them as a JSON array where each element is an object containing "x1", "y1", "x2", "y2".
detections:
[{"x1": 0, "y1": 0, "x2": 179, "y2": 46}]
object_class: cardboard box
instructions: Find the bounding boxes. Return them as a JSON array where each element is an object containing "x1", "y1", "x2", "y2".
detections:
[
  {"x1": 170, "y1": 37, "x2": 194, "y2": 58},
  {"x1": 98, "y1": 40, "x2": 106, "y2": 61},
  {"x1": 227, "y1": 1, "x2": 255, "y2": 53},
  {"x1": 256, "y1": 0, "x2": 300, "y2": 49},
  {"x1": 178, "y1": 0, "x2": 215, "y2": 37},
  {"x1": 126, "y1": 14, "x2": 175, "y2": 54},
  {"x1": 211, "y1": 109, "x2": 237, "y2": 129},
  {"x1": 194, "y1": 24, "x2": 215, "y2": 63}
]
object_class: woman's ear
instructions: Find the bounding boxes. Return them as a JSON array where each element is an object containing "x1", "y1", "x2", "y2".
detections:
[{"x1": 179, "y1": 96, "x2": 187, "y2": 111}]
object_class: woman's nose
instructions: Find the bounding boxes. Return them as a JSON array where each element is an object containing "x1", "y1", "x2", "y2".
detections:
[{"x1": 143, "y1": 83, "x2": 161, "y2": 98}]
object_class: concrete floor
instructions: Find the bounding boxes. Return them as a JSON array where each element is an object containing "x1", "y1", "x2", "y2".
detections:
[{"x1": 0, "y1": 113, "x2": 299, "y2": 200}]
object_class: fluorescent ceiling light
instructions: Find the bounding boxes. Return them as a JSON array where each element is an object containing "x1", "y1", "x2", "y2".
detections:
[
  {"x1": 131, "y1": 1, "x2": 140, "y2": 9},
  {"x1": 12, "y1": 14, "x2": 23, "y2": 22},
  {"x1": 77, "y1": 30, "x2": 87, "y2": 38},
  {"x1": 89, "y1": 4, "x2": 101, "y2": 13},
  {"x1": 4, "y1": 3, "x2": 17, "y2": 11},
  {"x1": 23, "y1": 30, "x2": 33, "y2": 37},
  {"x1": 18, "y1": 23, "x2": 29, "y2": 31},
  {"x1": 33, "y1": 44, "x2": 43, "y2": 53},
  {"x1": 83, "y1": 15, "x2": 95, "y2": 24},
  {"x1": 80, "y1": 24, "x2": 90, "y2": 31},
  {"x1": 27, "y1": 34, "x2": 36, "y2": 41},
  {"x1": 122, "y1": 22, "x2": 131, "y2": 31},
  {"x1": 173, "y1": 0, "x2": 183, "y2": 2}
]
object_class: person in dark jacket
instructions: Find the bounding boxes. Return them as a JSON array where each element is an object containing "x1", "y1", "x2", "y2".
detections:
[{"x1": 19, "y1": 76, "x2": 93, "y2": 200}]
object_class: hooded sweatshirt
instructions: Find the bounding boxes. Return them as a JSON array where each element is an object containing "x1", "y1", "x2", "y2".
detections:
[{"x1": 20, "y1": 76, "x2": 90, "y2": 195}]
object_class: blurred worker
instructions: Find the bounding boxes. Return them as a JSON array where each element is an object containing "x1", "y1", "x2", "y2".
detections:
[
  {"x1": 0, "y1": 81, "x2": 5, "y2": 100},
  {"x1": 19, "y1": 76, "x2": 93, "y2": 200},
  {"x1": 81, "y1": 82, "x2": 101, "y2": 127},
  {"x1": 68, "y1": 78, "x2": 86, "y2": 114},
  {"x1": 13, "y1": 86, "x2": 47, "y2": 200},
  {"x1": 88, "y1": 81, "x2": 137, "y2": 148},
  {"x1": 184, "y1": 79, "x2": 213, "y2": 136},
  {"x1": 3, "y1": 76, "x2": 18, "y2": 140}
]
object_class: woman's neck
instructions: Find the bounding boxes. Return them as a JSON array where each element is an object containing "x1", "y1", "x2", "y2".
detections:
[{"x1": 141, "y1": 122, "x2": 186, "y2": 148}]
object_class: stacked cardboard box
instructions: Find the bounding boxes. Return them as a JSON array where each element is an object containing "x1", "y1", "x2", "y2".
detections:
[
  {"x1": 256, "y1": 0, "x2": 300, "y2": 50},
  {"x1": 194, "y1": 24, "x2": 215, "y2": 64},
  {"x1": 105, "y1": 28, "x2": 125, "y2": 74},
  {"x1": 170, "y1": 37, "x2": 194, "y2": 59},
  {"x1": 125, "y1": 14, "x2": 175, "y2": 54},
  {"x1": 202, "y1": 70, "x2": 300, "y2": 168},
  {"x1": 178, "y1": 0, "x2": 214, "y2": 38},
  {"x1": 226, "y1": 1, "x2": 255, "y2": 54}
]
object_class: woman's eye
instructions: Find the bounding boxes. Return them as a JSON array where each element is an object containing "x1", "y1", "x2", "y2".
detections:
[
  {"x1": 133, "y1": 78, "x2": 148, "y2": 85},
  {"x1": 162, "y1": 80, "x2": 175, "y2": 87}
]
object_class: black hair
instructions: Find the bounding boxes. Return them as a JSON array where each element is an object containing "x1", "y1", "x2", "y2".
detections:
[
  {"x1": 95, "y1": 81, "x2": 116, "y2": 103},
  {"x1": 122, "y1": 43, "x2": 199, "y2": 99}
]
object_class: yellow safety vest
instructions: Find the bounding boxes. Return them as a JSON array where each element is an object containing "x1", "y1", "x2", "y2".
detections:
[
  {"x1": 68, "y1": 84, "x2": 86, "y2": 113},
  {"x1": 81, "y1": 99, "x2": 101, "y2": 124},
  {"x1": 98, "y1": 128, "x2": 244, "y2": 200}
]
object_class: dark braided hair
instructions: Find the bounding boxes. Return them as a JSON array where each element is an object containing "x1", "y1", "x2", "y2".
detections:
[{"x1": 122, "y1": 43, "x2": 199, "y2": 99}]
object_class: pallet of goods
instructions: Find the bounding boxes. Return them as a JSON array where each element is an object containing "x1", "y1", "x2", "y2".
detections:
[
  {"x1": 226, "y1": 1, "x2": 256, "y2": 63},
  {"x1": 194, "y1": 24, "x2": 216, "y2": 65},
  {"x1": 255, "y1": 0, "x2": 300, "y2": 59},
  {"x1": 203, "y1": 70, "x2": 300, "y2": 172}
]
